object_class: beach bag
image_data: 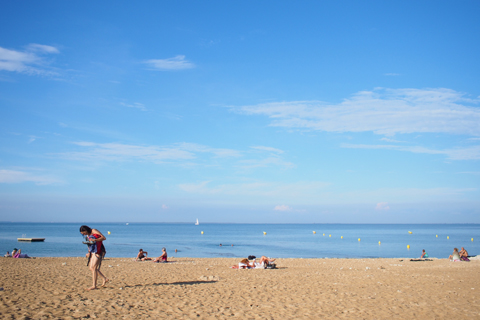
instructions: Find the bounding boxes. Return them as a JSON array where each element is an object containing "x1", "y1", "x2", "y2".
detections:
[
  {"x1": 265, "y1": 262, "x2": 276, "y2": 269},
  {"x1": 248, "y1": 255, "x2": 256, "y2": 260}
]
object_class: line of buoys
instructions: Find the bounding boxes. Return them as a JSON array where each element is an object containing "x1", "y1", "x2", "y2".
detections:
[
  {"x1": 341, "y1": 236, "x2": 343, "y2": 239},
  {"x1": 378, "y1": 241, "x2": 381, "y2": 245},
  {"x1": 447, "y1": 236, "x2": 449, "y2": 239},
  {"x1": 436, "y1": 235, "x2": 438, "y2": 238},
  {"x1": 329, "y1": 234, "x2": 331, "y2": 237},
  {"x1": 323, "y1": 233, "x2": 325, "y2": 236},
  {"x1": 408, "y1": 231, "x2": 412, "y2": 234},
  {"x1": 358, "y1": 238, "x2": 361, "y2": 242},
  {"x1": 107, "y1": 231, "x2": 111, "y2": 235},
  {"x1": 201, "y1": 231, "x2": 204, "y2": 234},
  {"x1": 472, "y1": 238, "x2": 474, "y2": 242},
  {"x1": 263, "y1": 232, "x2": 267, "y2": 235},
  {"x1": 407, "y1": 244, "x2": 410, "y2": 249},
  {"x1": 313, "y1": 231, "x2": 316, "y2": 234}
]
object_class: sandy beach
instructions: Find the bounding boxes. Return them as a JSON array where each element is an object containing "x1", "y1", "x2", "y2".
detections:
[{"x1": 1, "y1": 257, "x2": 479, "y2": 319}]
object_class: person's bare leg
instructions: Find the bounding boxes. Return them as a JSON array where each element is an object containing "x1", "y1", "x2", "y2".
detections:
[
  {"x1": 87, "y1": 255, "x2": 99, "y2": 290},
  {"x1": 98, "y1": 269, "x2": 108, "y2": 287}
]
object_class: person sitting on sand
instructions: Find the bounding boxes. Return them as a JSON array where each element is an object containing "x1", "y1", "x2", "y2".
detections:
[
  {"x1": 153, "y1": 247, "x2": 167, "y2": 263},
  {"x1": 80, "y1": 225, "x2": 109, "y2": 291},
  {"x1": 449, "y1": 248, "x2": 461, "y2": 261},
  {"x1": 459, "y1": 247, "x2": 468, "y2": 258},
  {"x1": 136, "y1": 249, "x2": 152, "y2": 261},
  {"x1": 459, "y1": 247, "x2": 470, "y2": 261},
  {"x1": 11, "y1": 248, "x2": 30, "y2": 258},
  {"x1": 4, "y1": 251, "x2": 12, "y2": 257},
  {"x1": 420, "y1": 249, "x2": 428, "y2": 259}
]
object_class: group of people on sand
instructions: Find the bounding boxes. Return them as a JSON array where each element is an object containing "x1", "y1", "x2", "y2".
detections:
[
  {"x1": 419, "y1": 247, "x2": 470, "y2": 261},
  {"x1": 232, "y1": 256, "x2": 276, "y2": 269},
  {"x1": 4, "y1": 248, "x2": 30, "y2": 258},
  {"x1": 449, "y1": 247, "x2": 470, "y2": 261},
  {"x1": 135, "y1": 248, "x2": 168, "y2": 263}
]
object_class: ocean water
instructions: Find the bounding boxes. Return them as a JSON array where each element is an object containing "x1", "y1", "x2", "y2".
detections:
[{"x1": 0, "y1": 223, "x2": 478, "y2": 259}]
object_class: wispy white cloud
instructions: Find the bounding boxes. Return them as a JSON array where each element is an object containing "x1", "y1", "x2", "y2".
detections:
[
  {"x1": 120, "y1": 102, "x2": 147, "y2": 111},
  {"x1": 161, "y1": 204, "x2": 168, "y2": 210},
  {"x1": 26, "y1": 43, "x2": 59, "y2": 54},
  {"x1": 250, "y1": 146, "x2": 284, "y2": 154},
  {"x1": 144, "y1": 55, "x2": 195, "y2": 70},
  {"x1": 57, "y1": 142, "x2": 243, "y2": 164},
  {"x1": 274, "y1": 204, "x2": 292, "y2": 211},
  {"x1": 380, "y1": 137, "x2": 405, "y2": 143},
  {"x1": 178, "y1": 180, "x2": 329, "y2": 198},
  {"x1": 375, "y1": 202, "x2": 390, "y2": 211},
  {"x1": 0, "y1": 44, "x2": 59, "y2": 75},
  {"x1": 237, "y1": 157, "x2": 295, "y2": 170},
  {"x1": 60, "y1": 142, "x2": 195, "y2": 162},
  {"x1": 341, "y1": 143, "x2": 480, "y2": 160},
  {"x1": 28, "y1": 135, "x2": 39, "y2": 143},
  {"x1": 232, "y1": 88, "x2": 480, "y2": 136},
  {"x1": 0, "y1": 169, "x2": 62, "y2": 185},
  {"x1": 384, "y1": 73, "x2": 400, "y2": 76}
]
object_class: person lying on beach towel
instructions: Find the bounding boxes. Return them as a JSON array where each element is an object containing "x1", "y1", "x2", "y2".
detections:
[
  {"x1": 136, "y1": 249, "x2": 152, "y2": 261},
  {"x1": 231, "y1": 258, "x2": 255, "y2": 269},
  {"x1": 4, "y1": 251, "x2": 12, "y2": 257},
  {"x1": 153, "y1": 247, "x2": 167, "y2": 263},
  {"x1": 252, "y1": 256, "x2": 276, "y2": 268}
]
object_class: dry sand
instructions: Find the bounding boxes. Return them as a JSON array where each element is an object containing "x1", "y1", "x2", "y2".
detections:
[{"x1": 1, "y1": 257, "x2": 479, "y2": 319}]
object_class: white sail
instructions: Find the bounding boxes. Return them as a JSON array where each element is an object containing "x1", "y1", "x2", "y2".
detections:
[{"x1": 195, "y1": 219, "x2": 199, "y2": 225}]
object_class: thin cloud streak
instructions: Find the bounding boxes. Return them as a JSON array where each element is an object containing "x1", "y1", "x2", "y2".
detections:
[
  {"x1": 57, "y1": 141, "x2": 248, "y2": 164},
  {"x1": 232, "y1": 88, "x2": 480, "y2": 136},
  {"x1": 144, "y1": 55, "x2": 195, "y2": 70},
  {"x1": 178, "y1": 180, "x2": 329, "y2": 198},
  {"x1": 120, "y1": 102, "x2": 147, "y2": 111},
  {"x1": 0, "y1": 169, "x2": 62, "y2": 185},
  {"x1": 0, "y1": 44, "x2": 59, "y2": 75},
  {"x1": 341, "y1": 143, "x2": 480, "y2": 160}
]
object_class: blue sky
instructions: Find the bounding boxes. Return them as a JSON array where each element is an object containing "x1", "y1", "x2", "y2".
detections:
[{"x1": 0, "y1": 1, "x2": 479, "y2": 223}]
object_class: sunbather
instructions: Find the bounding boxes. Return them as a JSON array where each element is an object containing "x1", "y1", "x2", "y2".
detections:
[
  {"x1": 420, "y1": 249, "x2": 428, "y2": 258},
  {"x1": 11, "y1": 248, "x2": 30, "y2": 258},
  {"x1": 153, "y1": 247, "x2": 167, "y2": 263},
  {"x1": 136, "y1": 249, "x2": 152, "y2": 261},
  {"x1": 459, "y1": 247, "x2": 468, "y2": 258},
  {"x1": 449, "y1": 248, "x2": 461, "y2": 261},
  {"x1": 253, "y1": 256, "x2": 276, "y2": 268}
]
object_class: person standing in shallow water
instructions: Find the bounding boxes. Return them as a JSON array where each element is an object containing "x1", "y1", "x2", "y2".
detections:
[{"x1": 80, "y1": 225, "x2": 109, "y2": 291}]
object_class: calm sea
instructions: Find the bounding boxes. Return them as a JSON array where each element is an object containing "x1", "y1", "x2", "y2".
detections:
[{"x1": 0, "y1": 223, "x2": 478, "y2": 259}]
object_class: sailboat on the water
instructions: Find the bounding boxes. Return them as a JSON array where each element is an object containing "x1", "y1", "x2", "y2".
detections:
[{"x1": 195, "y1": 219, "x2": 199, "y2": 225}]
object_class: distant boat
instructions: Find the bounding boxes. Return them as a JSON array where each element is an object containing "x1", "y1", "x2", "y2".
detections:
[
  {"x1": 126, "y1": 223, "x2": 129, "y2": 225},
  {"x1": 195, "y1": 219, "x2": 199, "y2": 225}
]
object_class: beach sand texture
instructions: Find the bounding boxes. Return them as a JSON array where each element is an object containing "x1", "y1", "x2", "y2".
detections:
[{"x1": 1, "y1": 257, "x2": 479, "y2": 319}]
